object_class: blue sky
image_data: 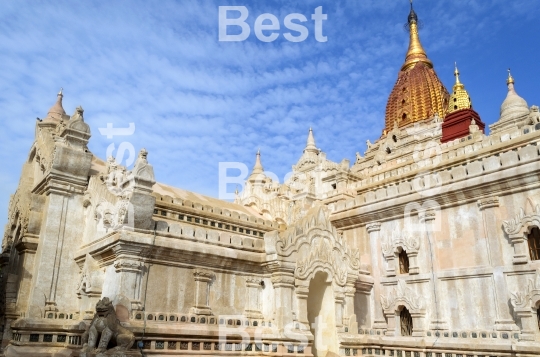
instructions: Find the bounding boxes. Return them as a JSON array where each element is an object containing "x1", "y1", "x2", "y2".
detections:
[{"x1": 0, "y1": 0, "x2": 539, "y2": 227}]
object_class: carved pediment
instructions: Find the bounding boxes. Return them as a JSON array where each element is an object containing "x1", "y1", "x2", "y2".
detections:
[
  {"x1": 381, "y1": 280, "x2": 426, "y2": 313},
  {"x1": 510, "y1": 271, "x2": 540, "y2": 309},
  {"x1": 266, "y1": 205, "x2": 360, "y2": 287},
  {"x1": 381, "y1": 230, "x2": 421, "y2": 258},
  {"x1": 503, "y1": 205, "x2": 540, "y2": 236}
]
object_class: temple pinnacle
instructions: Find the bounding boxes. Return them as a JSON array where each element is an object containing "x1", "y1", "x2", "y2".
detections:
[
  {"x1": 251, "y1": 150, "x2": 264, "y2": 176},
  {"x1": 448, "y1": 63, "x2": 471, "y2": 113},
  {"x1": 454, "y1": 62, "x2": 462, "y2": 85},
  {"x1": 305, "y1": 127, "x2": 318, "y2": 154},
  {"x1": 44, "y1": 88, "x2": 67, "y2": 122},
  {"x1": 402, "y1": 1, "x2": 432, "y2": 71},
  {"x1": 507, "y1": 68, "x2": 515, "y2": 85}
]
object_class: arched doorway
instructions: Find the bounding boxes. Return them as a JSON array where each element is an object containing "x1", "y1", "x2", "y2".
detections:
[{"x1": 307, "y1": 271, "x2": 338, "y2": 357}]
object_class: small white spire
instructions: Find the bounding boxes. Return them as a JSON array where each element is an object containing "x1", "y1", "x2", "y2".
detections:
[
  {"x1": 251, "y1": 150, "x2": 264, "y2": 176},
  {"x1": 305, "y1": 127, "x2": 318, "y2": 154},
  {"x1": 44, "y1": 88, "x2": 66, "y2": 122}
]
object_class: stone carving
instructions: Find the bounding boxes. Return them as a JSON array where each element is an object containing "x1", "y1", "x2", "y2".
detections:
[
  {"x1": 381, "y1": 231, "x2": 420, "y2": 257},
  {"x1": 114, "y1": 259, "x2": 143, "y2": 273},
  {"x1": 366, "y1": 222, "x2": 381, "y2": 233},
  {"x1": 503, "y1": 206, "x2": 540, "y2": 235},
  {"x1": 418, "y1": 209, "x2": 437, "y2": 223},
  {"x1": 192, "y1": 269, "x2": 215, "y2": 282},
  {"x1": 477, "y1": 196, "x2": 500, "y2": 210},
  {"x1": 529, "y1": 105, "x2": 540, "y2": 124},
  {"x1": 503, "y1": 205, "x2": 540, "y2": 264},
  {"x1": 510, "y1": 272, "x2": 540, "y2": 309},
  {"x1": 366, "y1": 139, "x2": 372, "y2": 149},
  {"x1": 81, "y1": 297, "x2": 135, "y2": 355},
  {"x1": 270, "y1": 274, "x2": 295, "y2": 286},
  {"x1": 355, "y1": 152, "x2": 364, "y2": 164},
  {"x1": 95, "y1": 198, "x2": 132, "y2": 232},
  {"x1": 469, "y1": 119, "x2": 481, "y2": 135},
  {"x1": 509, "y1": 271, "x2": 540, "y2": 341},
  {"x1": 132, "y1": 148, "x2": 156, "y2": 184},
  {"x1": 380, "y1": 280, "x2": 426, "y2": 312},
  {"x1": 296, "y1": 238, "x2": 348, "y2": 286},
  {"x1": 267, "y1": 206, "x2": 360, "y2": 287},
  {"x1": 103, "y1": 157, "x2": 129, "y2": 196}
]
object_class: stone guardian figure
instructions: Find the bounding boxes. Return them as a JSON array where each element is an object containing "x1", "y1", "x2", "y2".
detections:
[{"x1": 81, "y1": 297, "x2": 138, "y2": 356}]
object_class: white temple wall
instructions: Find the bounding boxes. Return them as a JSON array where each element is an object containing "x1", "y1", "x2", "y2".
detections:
[
  {"x1": 140, "y1": 265, "x2": 196, "y2": 314},
  {"x1": 27, "y1": 193, "x2": 85, "y2": 316},
  {"x1": 439, "y1": 275, "x2": 498, "y2": 330}
]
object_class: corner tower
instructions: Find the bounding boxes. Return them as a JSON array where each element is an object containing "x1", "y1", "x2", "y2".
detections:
[
  {"x1": 384, "y1": 1, "x2": 449, "y2": 134},
  {"x1": 441, "y1": 63, "x2": 485, "y2": 143}
]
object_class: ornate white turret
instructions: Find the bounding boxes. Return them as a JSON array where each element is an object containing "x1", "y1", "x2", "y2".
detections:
[
  {"x1": 248, "y1": 149, "x2": 265, "y2": 181},
  {"x1": 490, "y1": 70, "x2": 530, "y2": 134},
  {"x1": 43, "y1": 88, "x2": 69, "y2": 123},
  {"x1": 304, "y1": 128, "x2": 318, "y2": 154}
]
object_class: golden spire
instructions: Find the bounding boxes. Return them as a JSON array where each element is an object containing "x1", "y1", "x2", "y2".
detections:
[
  {"x1": 447, "y1": 62, "x2": 472, "y2": 113},
  {"x1": 454, "y1": 62, "x2": 462, "y2": 85},
  {"x1": 384, "y1": 1, "x2": 449, "y2": 132},
  {"x1": 401, "y1": 0, "x2": 433, "y2": 71},
  {"x1": 507, "y1": 68, "x2": 515, "y2": 85}
]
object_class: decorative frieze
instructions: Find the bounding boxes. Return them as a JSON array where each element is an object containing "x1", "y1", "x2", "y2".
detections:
[
  {"x1": 503, "y1": 206, "x2": 540, "y2": 264},
  {"x1": 113, "y1": 259, "x2": 143, "y2": 273},
  {"x1": 270, "y1": 274, "x2": 295, "y2": 288},
  {"x1": 191, "y1": 269, "x2": 214, "y2": 316},
  {"x1": 381, "y1": 232, "x2": 421, "y2": 276},
  {"x1": 477, "y1": 196, "x2": 500, "y2": 210},
  {"x1": 418, "y1": 209, "x2": 437, "y2": 223},
  {"x1": 193, "y1": 269, "x2": 215, "y2": 283},
  {"x1": 509, "y1": 272, "x2": 540, "y2": 341},
  {"x1": 381, "y1": 280, "x2": 427, "y2": 337},
  {"x1": 366, "y1": 222, "x2": 381, "y2": 233},
  {"x1": 380, "y1": 280, "x2": 426, "y2": 313}
]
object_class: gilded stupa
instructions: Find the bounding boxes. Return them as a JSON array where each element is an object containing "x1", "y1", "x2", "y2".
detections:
[
  {"x1": 447, "y1": 63, "x2": 472, "y2": 113},
  {"x1": 384, "y1": 0, "x2": 450, "y2": 134}
]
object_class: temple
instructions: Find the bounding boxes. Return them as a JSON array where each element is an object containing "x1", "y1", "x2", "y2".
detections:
[{"x1": 1, "y1": 2, "x2": 540, "y2": 357}]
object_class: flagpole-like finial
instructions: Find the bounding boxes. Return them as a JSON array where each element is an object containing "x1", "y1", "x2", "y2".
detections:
[{"x1": 507, "y1": 68, "x2": 515, "y2": 85}]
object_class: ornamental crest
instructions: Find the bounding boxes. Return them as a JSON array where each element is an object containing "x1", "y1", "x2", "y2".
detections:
[
  {"x1": 381, "y1": 280, "x2": 426, "y2": 312},
  {"x1": 265, "y1": 205, "x2": 360, "y2": 287},
  {"x1": 503, "y1": 206, "x2": 540, "y2": 235},
  {"x1": 381, "y1": 230, "x2": 420, "y2": 258}
]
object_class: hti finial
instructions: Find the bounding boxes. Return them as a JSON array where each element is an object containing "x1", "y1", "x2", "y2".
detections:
[
  {"x1": 407, "y1": 0, "x2": 418, "y2": 24},
  {"x1": 454, "y1": 62, "x2": 461, "y2": 84},
  {"x1": 507, "y1": 68, "x2": 515, "y2": 85},
  {"x1": 58, "y1": 87, "x2": 63, "y2": 96}
]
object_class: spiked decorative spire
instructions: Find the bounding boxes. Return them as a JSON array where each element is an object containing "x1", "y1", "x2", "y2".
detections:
[
  {"x1": 44, "y1": 88, "x2": 67, "y2": 122},
  {"x1": 384, "y1": 2, "x2": 448, "y2": 133},
  {"x1": 499, "y1": 69, "x2": 529, "y2": 123},
  {"x1": 250, "y1": 149, "x2": 264, "y2": 176},
  {"x1": 454, "y1": 62, "x2": 462, "y2": 85},
  {"x1": 507, "y1": 68, "x2": 515, "y2": 85},
  {"x1": 447, "y1": 63, "x2": 472, "y2": 113},
  {"x1": 304, "y1": 127, "x2": 318, "y2": 154},
  {"x1": 402, "y1": 0, "x2": 433, "y2": 71}
]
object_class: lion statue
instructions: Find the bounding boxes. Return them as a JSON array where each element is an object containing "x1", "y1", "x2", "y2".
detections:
[{"x1": 81, "y1": 297, "x2": 135, "y2": 354}]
